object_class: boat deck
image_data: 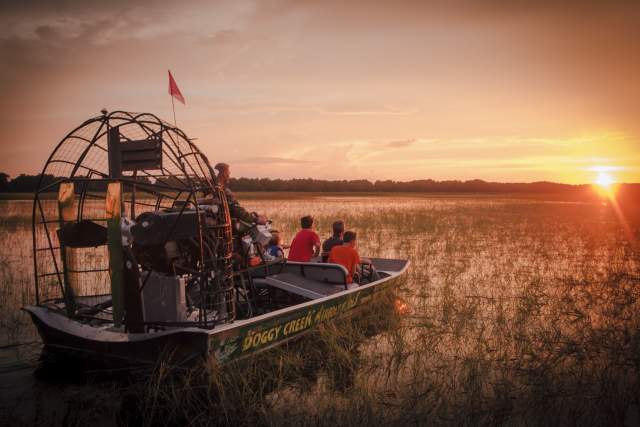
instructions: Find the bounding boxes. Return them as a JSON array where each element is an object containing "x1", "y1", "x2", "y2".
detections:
[
  {"x1": 256, "y1": 258, "x2": 408, "y2": 300},
  {"x1": 369, "y1": 258, "x2": 409, "y2": 272},
  {"x1": 263, "y1": 273, "x2": 350, "y2": 299}
]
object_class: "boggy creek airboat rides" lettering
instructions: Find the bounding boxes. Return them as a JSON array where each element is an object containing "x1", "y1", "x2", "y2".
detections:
[{"x1": 242, "y1": 293, "x2": 362, "y2": 352}]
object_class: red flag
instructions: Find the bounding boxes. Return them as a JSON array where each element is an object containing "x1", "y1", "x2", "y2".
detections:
[{"x1": 168, "y1": 70, "x2": 185, "y2": 105}]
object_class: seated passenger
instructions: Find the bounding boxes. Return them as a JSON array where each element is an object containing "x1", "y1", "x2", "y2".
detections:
[
  {"x1": 287, "y1": 215, "x2": 321, "y2": 262},
  {"x1": 321, "y1": 220, "x2": 344, "y2": 262},
  {"x1": 266, "y1": 232, "x2": 287, "y2": 259},
  {"x1": 327, "y1": 231, "x2": 372, "y2": 285}
]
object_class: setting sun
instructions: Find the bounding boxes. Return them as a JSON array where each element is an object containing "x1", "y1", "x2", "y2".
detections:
[
  {"x1": 595, "y1": 172, "x2": 615, "y2": 188},
  {"x1": 593, "y1": 169, "x2": 619, "y2": 198}
]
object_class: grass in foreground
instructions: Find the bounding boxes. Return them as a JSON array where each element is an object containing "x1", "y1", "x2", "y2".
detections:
[
  {"x1": 0, "y1": 195, "x2": 639, "y2": 426},
  {"x1": 121, "y1": 264, "x2": 640, "y2": 426}
]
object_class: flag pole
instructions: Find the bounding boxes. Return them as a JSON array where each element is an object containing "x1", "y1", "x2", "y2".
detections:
[
  {"x1": 171, "y1": 95, "x2": 177, "y2": 126},
  {"x1": 168, "y1": 69, "x2": 184, "y2": 126}
]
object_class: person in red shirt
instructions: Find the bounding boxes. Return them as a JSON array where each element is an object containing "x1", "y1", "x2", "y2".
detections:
[
  {"x1": 287, "y1": 215, "x2": 321, "y2": 262},
  {"x1": 328, "y1": 231, "x2": 372, "y2": 284}
]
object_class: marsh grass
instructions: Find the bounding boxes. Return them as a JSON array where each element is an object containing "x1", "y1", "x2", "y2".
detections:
[
  {"x1": 1, "y1": 195, "x2": 639, "y2": 426},
  {"x1": 127, "y1": 290, "x2": 402, "y2": 426}
]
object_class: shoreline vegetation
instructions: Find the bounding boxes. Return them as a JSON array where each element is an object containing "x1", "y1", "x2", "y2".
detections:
[
  {"x1": 1, "y1": 173, "x2": 639, "y2": 203},
  {"x1": 0, "y1": 191, "x2": 619, "y2": 201},
  {"x1": 1, "y1": 171, "x2": 638, "y2": 196}
]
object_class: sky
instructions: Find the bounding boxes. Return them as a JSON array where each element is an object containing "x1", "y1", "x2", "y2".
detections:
[{"x1": 0, "y1": 0, "x2": 639, "y2": 184}]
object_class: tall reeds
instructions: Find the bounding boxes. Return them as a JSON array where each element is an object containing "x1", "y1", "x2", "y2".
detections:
[{"x1": 0, "y1": 195, "x2": 638, "y2": 425}]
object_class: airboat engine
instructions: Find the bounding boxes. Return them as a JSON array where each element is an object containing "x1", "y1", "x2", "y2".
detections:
[
  {"x1": 131, "y1": 208, "x2": 218, "y2": 273},
  {"x1": 130, "y1": 205, "x2": 233, "y2": 324},
  {"x1": 31, "y1": 111, "x2": 236, "y2": 333}
]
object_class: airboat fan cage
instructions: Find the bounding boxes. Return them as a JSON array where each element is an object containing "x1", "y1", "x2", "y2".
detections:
[{"x1": 32, "y1": 111, "x2": 234, "y2": 331}]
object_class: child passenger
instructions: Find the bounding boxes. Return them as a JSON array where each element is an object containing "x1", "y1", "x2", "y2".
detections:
[
  {"x1": 266, "y1": 232, "x2": 287, "y2": 258},
  {"x1": 328, "y1": 231, "x2": 373, "y2": 285},
  {"x1": 287, "y1": 215, "x2": 321, "y2": 262}
]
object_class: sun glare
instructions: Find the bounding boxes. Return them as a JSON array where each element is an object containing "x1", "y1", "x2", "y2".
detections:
[
  {"x1": 593, "y1": 169, "x2": 618, "y2": 198},
  {"x1": 595, "y1": 172, "x2": 615, "y2": 188}
]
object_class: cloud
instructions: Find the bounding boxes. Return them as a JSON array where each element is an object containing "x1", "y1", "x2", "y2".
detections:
[
  {"x1": 236, "y1": 156, "x2": 318, "y2": 165},
  {"x1": 589, "y1": 165, "x2": 625, "y2": 172},
  {"x1": 319, "y1": 106, "x2": 418, "y2": 116},
  {"x1": 386, "y1": 139, "x2": 416, "y2": 148},
  {"x1": 34, "y1": 25, "x2": 62, "y2": 41},
  {"x1": 199, "y1": 29, "x2": 241, "y2": 46}
]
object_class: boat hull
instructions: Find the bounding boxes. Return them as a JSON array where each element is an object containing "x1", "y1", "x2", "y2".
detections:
[
  {"x1": 26, "y1": 310, "x2": 208, "y2": 366},
  {"x1": 24, "y1": 259, "x2": 409, "y2": 366},
  {"x1": 209, "y1": 269, "x2": 400, "y2": 362}
]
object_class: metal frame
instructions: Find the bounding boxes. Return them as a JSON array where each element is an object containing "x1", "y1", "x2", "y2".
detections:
[{"x1": 32, "y1": 111, "x2": 236, "y2": 330}]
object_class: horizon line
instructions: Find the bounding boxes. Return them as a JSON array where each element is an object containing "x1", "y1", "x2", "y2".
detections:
[{"x1": 2, "y1": 172, "x2": 639, "y2": 187}]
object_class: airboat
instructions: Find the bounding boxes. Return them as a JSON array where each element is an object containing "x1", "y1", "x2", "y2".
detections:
[{"x1": 23, "y1": 111, "x2": 409, "y2": 365}]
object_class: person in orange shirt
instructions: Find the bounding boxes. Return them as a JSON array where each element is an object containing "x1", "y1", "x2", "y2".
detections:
[{"x1": 327, "y1": 231, "x2": 372, "y2": 285}]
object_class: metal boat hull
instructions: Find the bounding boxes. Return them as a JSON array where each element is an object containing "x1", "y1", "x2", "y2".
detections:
[{"x1": 24, "y1": 259, "x2": 409, "y2": 366}]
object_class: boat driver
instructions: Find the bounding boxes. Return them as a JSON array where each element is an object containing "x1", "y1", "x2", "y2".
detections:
[{"x1": 214, "y1": 162, "x2": 267, "y2": 225}]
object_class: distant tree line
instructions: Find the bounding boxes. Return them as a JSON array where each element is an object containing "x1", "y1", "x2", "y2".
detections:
[
  {"x1": 0, "y1": 173, "x2": 191, "y2": 193},
  {"x1": 228, "y1": 177, "x2": 594, "y2": 194},
  {"x1": 0, "y1": 171, "x2": 604, "y2": 195},
  {"x1": 0, "y1": 173, "x2": 60, "y2": 193}
]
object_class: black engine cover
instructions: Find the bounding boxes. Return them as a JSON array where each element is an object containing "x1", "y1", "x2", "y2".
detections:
[{"x1": 132, "y1": 210, "x2": 202, "y2": 246}]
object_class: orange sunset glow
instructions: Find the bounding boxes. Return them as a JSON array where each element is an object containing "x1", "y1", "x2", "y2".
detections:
[
  {"x1": 0, "y1": 1, "x2": 639, "y2": 184},
  {"x1": 2, "y1": 3, "x2": 640, "y2": 424}
]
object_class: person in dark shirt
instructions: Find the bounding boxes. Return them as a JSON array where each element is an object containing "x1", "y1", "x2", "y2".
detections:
[
  {"x1": 214, "y1": 163, "x2": 267, "y2": 225},
  {"x1": 321, "y1": 220, "x2": 345, "y2": 262}
]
